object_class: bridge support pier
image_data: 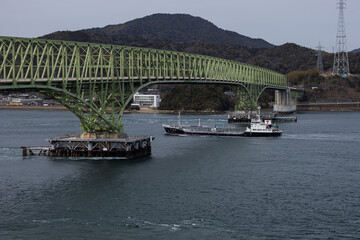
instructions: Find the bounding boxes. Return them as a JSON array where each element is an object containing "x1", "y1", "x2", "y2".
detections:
[
  {"x1": 273, "y1": 89, "x2": 297, "y2": 113},
  {"x1": 234, "y1": 86, "x2": 259, "y2": 112},
  {"x1": 80, "y1": 131, "x2": 128, "y2": 139},
  {"x1": 22, "y1": 134, "x2": 154, "y2": 159}
]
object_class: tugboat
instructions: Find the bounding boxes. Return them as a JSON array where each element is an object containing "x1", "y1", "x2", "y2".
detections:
[
  {"x1": 243, "y1": 117, "x2": 282, "y2": 137},
  {"x1": 243, "y1": 107, "x2": 282, "y2": 137}
]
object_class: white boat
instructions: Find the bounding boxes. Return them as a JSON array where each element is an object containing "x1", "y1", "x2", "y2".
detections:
[{"x1": 243, "y1": 114, "x2": 282, "y2": 137}]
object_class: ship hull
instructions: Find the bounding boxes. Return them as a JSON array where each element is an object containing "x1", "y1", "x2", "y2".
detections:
[
  {"x1": 163, "y1": 125, "x2": 282, "y2": 137},
  {"x1": 165, "y1": 131, "x2": 245, "y2": 137},
  {"x1": 163, "y1": 125, "x2": 245, "y2": 137},
  {"x1": 163, "y1": 126, "x2": 186, "y2": 135},
  {"x1": 243, "y1": 131, "x2": 282, "y2": 137}
]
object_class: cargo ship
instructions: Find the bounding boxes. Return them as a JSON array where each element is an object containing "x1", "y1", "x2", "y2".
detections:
[
  {"x1": 162, "y1": 123, "x2": 246, "y2": 136},
  {"x1": 162, "y1": 112, "x2": 282, "y2": 137}
]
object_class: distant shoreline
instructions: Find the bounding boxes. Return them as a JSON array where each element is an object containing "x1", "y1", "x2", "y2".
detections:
[
  {"x1": 1, "y1": 105, "x2": 360, "y2": 113},
  {"x1": 0, "y1": 105, "x2": 69, "y2": 111},
  {"x1": 0, "y1": 105, "x2": 227, "y2": 114}
]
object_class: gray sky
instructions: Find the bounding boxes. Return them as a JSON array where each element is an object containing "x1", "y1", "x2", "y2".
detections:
[{"x1": 1, "y1": 0, "x2": 359, "y2": 52}]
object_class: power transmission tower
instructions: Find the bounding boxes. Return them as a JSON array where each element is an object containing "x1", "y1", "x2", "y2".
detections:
[
  {"x1": 333, "y1": 0, "x2": 350, "y2": 76},
  {"x1": 316, "y1": 42, "x2": 324, "y2": 74}
]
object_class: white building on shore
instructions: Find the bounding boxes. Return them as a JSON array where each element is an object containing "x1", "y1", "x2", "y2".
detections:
[{"x1": 132, "y1": 92, "x2": 161, "y2": 108}]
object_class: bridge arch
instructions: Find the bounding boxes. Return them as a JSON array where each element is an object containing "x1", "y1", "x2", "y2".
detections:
[{"x1": 0, "y1": 36, "x2": 288, "y2": 133}]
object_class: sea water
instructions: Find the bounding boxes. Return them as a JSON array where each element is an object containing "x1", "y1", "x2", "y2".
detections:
[{"x1": 0, "y1": 110, "x2": 359, "y2": 239}]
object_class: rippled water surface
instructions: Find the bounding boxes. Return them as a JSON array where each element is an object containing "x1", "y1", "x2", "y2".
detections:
[{"x1": 0, "y1": 110, "x2": 360, "y2": 239}]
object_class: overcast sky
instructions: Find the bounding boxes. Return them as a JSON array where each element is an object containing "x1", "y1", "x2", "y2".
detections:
[{"x1": 1, "y1": 0, "x2": 359, "y2": 52}]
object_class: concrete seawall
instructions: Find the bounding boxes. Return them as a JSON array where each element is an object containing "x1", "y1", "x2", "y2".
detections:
[{"x1": 297, "y1": 102, "x2": 360, "y2": 111}]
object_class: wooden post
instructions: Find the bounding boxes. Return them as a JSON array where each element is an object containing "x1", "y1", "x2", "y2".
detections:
[{"x1": 22, "y1": 147, "x2": 27, "y2": 156}]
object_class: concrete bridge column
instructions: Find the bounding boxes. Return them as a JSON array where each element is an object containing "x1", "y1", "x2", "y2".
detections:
[{"x1": 273, "y1": 89, "x2": 297, "y2": 113}]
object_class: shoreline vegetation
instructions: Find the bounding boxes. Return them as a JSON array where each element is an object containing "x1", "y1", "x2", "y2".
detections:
[{"x1": 1, "y1": 104, "x2": 360, "y2": 113}]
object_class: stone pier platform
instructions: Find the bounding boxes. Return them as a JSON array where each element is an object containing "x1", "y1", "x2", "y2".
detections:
[{"x1": 22, "y1": 133, "x2": 154, "y2": 159}]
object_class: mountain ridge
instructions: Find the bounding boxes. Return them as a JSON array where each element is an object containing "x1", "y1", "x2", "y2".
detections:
[{"x1": 48, "y1": 13, "x2": 273, "y2": 49}]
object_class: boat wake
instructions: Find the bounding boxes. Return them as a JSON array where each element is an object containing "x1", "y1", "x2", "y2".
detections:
[
  {"x1": 283, "y1": 133, "x2": 360, "y2": 143},
  {"x1": 124, "y1": 216, "x2": 235, "y2": 234}
]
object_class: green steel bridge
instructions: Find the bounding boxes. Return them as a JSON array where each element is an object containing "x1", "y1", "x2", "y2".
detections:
[{"x1": 0, "y1": 36, "x2": 288, "y2": 133}]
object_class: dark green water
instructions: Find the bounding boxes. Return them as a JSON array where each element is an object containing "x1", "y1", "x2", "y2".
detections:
[{"x1": 0, "y1": 110, "x2": 360, "y2": 239}]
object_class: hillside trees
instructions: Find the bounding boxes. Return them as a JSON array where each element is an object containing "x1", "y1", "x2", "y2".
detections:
[
  {"x1": 286, "y1": 68, "x2": 323, "y2": 87},
  {"x1": 158, "y1": 85, "x2": 235, "y2": 111}
]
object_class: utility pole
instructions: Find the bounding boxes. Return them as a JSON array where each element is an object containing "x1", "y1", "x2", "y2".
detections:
[
  {"x1": 333, "y1": 0, "x2": 350, "y2": 76},
  {"x1": 316, "y1": 42, "x2": 324, "y2": 74}
]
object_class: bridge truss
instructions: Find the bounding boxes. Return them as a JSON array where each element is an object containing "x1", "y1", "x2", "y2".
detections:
[{"x1": 0, "y1": 36, "x2": 287, "y2": 133}]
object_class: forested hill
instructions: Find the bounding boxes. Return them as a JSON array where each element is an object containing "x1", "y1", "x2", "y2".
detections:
[
  {"x1": 42, "y1": 13, "x2": 272, "y2": 48},
  {"x1": 81, "y1": 13, "x2": 273, "y2": 48}
]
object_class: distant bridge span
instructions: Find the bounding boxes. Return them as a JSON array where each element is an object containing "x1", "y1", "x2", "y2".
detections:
[{"x1": 0, "y1": 36, "x2": 288, "y2": 133}]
